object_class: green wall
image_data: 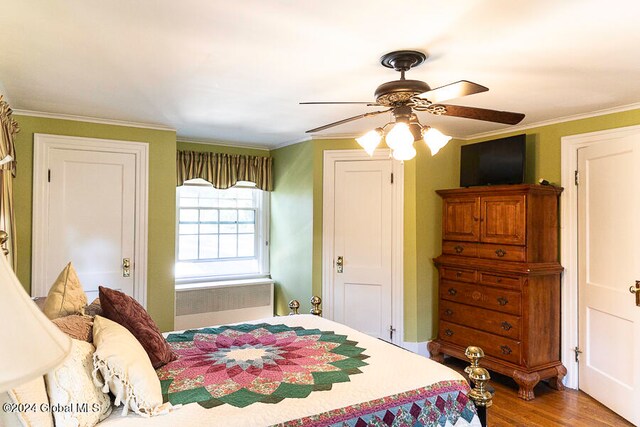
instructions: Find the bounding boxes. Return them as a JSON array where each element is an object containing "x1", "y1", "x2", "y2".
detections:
[
  {"x1": 13, "y1": 115, "x2": 177, "y2": 331},
  {"x1": 270, "y1": 141, "x2": 314, "y2": 314}
]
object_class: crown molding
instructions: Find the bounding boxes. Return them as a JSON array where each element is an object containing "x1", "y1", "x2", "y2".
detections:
[
  {"x1": 460, "y1": 102, "x2": 640, "y2": 141},
  {"x1": 272, "y1": 135, "x2": 313, "y2": 150},
  {"x1": 12, "y1": 109, "x2": 176, "y2": 132},
  {"x1": 177, "y1": 137, "x2": 271, "y2": 151}
]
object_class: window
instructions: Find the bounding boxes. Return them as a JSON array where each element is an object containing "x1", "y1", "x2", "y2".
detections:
[{"x1": 176, "y1": 179, "x2": 269, "y2": 281}]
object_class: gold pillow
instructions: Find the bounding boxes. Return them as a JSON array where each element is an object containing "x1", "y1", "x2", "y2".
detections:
[{"x1": 43, "y1": 262, "x2": 88, "y2": 319}]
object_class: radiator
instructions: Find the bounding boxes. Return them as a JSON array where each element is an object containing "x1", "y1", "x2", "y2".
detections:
[{"x1": 174, "y1": 279, "x2": 274, "y2": 330}]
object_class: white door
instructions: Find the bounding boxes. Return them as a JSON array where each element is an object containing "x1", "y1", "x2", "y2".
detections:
[
  {"x1": 578, "y1": 133, "x2": 640, "y2": 424},
  {"x1": 332, "y1": 159, "x2": 393, "y2": 341},
  {"x1": 32, "y1": 134, "x2": 148, "y2": 305}
]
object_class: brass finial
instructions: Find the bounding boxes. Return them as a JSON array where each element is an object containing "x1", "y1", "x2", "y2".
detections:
[
  {"x1": 468, "y1": 366, "x2": 493, "y2": 408},
  {"x1": 288, "y1": 300, "x2": 300, "y2": 315},
  {"x1": 465, "y1": 346, "x2": 492, "y2": 409},
  {"x1": 310, "y1": 296, "x2": 322, "y2": 316},
  {"x1": 464, "y1": 346, "x2": 484, "y2": 375}
]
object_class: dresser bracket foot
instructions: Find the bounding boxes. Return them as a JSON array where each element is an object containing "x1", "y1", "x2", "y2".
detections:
[
  {"x1": 512, "y1": 370, "x2": 540, "y2": 400},
  {"x1": 427, "y1": 341, "x2": 445, "y2": 363},
  {"x1": 547, "y1": 364, "x2": 567, "y2": 391}
]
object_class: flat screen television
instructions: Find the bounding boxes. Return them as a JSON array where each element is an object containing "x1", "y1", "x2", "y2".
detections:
[{"x1": 460, "y1": 134, "x2": 526, "y2": 187}]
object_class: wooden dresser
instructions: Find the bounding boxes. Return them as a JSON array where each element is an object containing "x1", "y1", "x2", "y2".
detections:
[{"x1": 427, "y1": 184, "x2": 566, "y2": 400}]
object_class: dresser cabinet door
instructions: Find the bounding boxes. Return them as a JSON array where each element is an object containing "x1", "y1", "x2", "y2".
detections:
[
  {"x1": 442, "y1": 196, "x2": 480, "y2": 241},
  {"x1": 480, "y1": 195, "x2": 526, "y2": 245}
]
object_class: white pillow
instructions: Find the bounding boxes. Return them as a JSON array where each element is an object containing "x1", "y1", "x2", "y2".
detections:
[
  {"x1": 92, "y1": 316, "x2": 175, "y2": 417},
  {"x1": 3, "y1": 376, "x2": 52, "y2": 427},
  {"x1": 45, "y1": 339, "x2": 111, "y2": 427}
]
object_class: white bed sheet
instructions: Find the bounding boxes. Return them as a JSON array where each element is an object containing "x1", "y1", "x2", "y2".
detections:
[{"x1": 98, "y1": 315, "x2": 480, "y2": 427}]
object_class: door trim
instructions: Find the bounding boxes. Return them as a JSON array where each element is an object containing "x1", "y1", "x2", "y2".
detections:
[
  {"x1": 322, "y1": 149, "x2": 404, "y2": 345},
  {"x1": 560, "y1": 124, "x2": 640, "y2": 389},
  {"x1": 32, "y1": 133, "x2": 149, "y2": 307}
]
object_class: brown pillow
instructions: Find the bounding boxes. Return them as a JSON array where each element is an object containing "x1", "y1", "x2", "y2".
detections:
[
  {"x1": 85, "y1": 298, "x2": 103, "y2": 317},
  {"x1": 52, "y1": 315, "x2": 94, "y2": 342},
  {"x1": 98, "y1": 286, "x2": 176, "y2": 368}
]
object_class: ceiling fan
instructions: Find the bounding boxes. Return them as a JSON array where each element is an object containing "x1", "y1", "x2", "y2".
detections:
[{"x1": 301, "y1": 50, "x2": 525, "y2": 160}]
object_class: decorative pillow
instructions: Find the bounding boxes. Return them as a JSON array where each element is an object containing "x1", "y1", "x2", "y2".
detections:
[
  {"x1": 44, "y1": 339, "x2": 112, "y2": 427},
  {"x1": 52, "y1": 314, "x2": 94, "y2": 342},
  {"x1": 43, "y1": 262, "x2": 88, "y2": 319},
  {"x1": 92, "y1": 316, "x2": 175, "y2": 417},
  {"x1": 5, "y1": 376, "x2": 53, "y2": 427},
  {"x1": 99, "y1": 286, "x2": 176, "y2": 368},
  {"x1": 85, "y1": 298, "x2": 103, "y2": 317}
]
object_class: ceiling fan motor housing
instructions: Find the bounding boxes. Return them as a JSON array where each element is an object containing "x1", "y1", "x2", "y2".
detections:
[{"x1": 374, "y1": 79, "x2": 431, "y2": 106}]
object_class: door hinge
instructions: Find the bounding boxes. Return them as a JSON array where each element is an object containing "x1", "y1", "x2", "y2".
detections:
[
  {"x1": 390, "y1": 173, "x2": 394, "y2": 184},
  {"x1": 389, "y1": 325, "x2": 396, "y2": 340},
  {"x1": 574, "y1": 346, "x2": 582, "y2": 362},
  {"x1": 574, "y1": 170, "x2": 579, "y2": 186},
  {"x1": 48, "y1": 169, "x2": 51, "y2": 183}
]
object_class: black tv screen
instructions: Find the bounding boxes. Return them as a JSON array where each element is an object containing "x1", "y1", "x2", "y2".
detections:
[{"x1": 460, "y1": 134, "x2": 526, "y2": 187}]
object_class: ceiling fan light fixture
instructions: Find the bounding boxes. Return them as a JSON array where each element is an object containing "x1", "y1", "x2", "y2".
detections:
[
  {"x1": 385, "y1": 122, "x2": 414, "y2": 150},
  {"x1": 422, "y1": 127, "x2": 452, "y2": 155},
  {"x1": 391, "y1": 143, "x2": 417, "y2": 161},
  {"x1": 356, "y1": 128, "x2": 383, "y2": 156}
]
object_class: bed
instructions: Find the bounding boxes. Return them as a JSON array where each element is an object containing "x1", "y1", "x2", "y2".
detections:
[{"x1": 97, "y1": 300, "x2": 492, "y2": 427}]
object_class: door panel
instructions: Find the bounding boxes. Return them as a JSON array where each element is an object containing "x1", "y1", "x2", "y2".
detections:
[
  {"x1": 442, "y1": 197, "x2": 480, "y2": 241},
  {"x1": 480, "y1": 195, "x2": 526, "y2": 245},
  {"x1": 47, "y1": 149, "x2": 136, "y2": 301},
  {"x1": 333, "y1": 160, "x2": 392, "y2": 341},
  {"x1": 578, "y1": 135, "x2": 640, "y2": 424}
]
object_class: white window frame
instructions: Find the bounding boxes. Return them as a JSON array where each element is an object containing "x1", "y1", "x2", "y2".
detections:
[{"x1": 175, "y1": 180, "x2": 270, "y2": 284}]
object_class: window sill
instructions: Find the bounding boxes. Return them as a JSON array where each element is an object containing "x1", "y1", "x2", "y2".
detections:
[{"x1": 175, "y1": 277, "x2": 274, "y2": 292}]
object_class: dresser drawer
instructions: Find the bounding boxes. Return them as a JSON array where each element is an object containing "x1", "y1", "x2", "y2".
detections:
[
  {"x1": 439, "y1": 320, "x2": 522, "y2": 365},
  {"x1": 440, "y1": 280, "x2": 521, "y2": 315},
  {"x1": 439, "y1": 300, "x2": 521, "y2": 339},
  {"x1": 477, "y1": 244, "x2": 526, "y2": 262},
  {"x1": 478, "y1": 272, "x2": 523, "y2": 290},
  {"x1": 441, "y1": 266, "x2": 477, "y2": 283},
  {"x1": 442, "y1": 241, "x2": 478, "y2": 257}
]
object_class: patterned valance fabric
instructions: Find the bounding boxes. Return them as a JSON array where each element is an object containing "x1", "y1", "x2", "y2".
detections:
[
  {"x1": 177, "y1": 150, "x2": 273, "y2": 191},
  {"x1": 0, "y1": 95, "x2": 19, "y2": 270}
]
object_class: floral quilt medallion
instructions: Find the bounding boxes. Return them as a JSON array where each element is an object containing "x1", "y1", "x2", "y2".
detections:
[{"x1": 157, "y1": 323, "x2": 369, "y2": 408}]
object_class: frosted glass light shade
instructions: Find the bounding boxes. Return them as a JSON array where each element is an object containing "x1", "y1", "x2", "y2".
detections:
[
  {"x1": 385, "y1": 123, "x2": 414, "y2": 150},
  {"x1": 0, "y1": 254, "x2": 71, "y2": 392},
  {"x1": 392, "y1": 144, "x2": 417, "y2": 161},
  {"x1": 423, "y1": 127, "x2": 452, "y2": 155},
  {"x1": 356, "y1": 129, "x2": 382, "y2": 156}
]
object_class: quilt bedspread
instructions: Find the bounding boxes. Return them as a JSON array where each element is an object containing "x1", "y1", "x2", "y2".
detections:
[{"x1": 98, "y1": 315, "x2": 481, "y2": 427}]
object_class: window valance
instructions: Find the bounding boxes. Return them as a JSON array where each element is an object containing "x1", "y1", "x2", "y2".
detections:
[{"x1": 177, "y1": 150, "x2": 273, "y2": 191}]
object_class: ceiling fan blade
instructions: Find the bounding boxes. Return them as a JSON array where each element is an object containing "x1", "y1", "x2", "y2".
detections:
[
  {"x1": 300, "y1": 101, "x2": 380, "y2": 106},
  {"x1": 306, "y1": 108, "x2": 392, "y2": 133},
  {"x1": 437, "y1": 104, "x2": 525, "y2": 125},
  {"x1": 418, "y1": 80, "x2": 489, "y2": 103}
]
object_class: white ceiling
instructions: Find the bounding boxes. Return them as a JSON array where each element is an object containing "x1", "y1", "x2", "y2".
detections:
[{"x1": 1, "y1": 0, "x2": 640, "y2": 148}]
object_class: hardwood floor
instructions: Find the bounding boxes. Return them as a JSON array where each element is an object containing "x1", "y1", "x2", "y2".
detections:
[{"x1": 443, "y1": 358, "x2": 632, "y2": 426}]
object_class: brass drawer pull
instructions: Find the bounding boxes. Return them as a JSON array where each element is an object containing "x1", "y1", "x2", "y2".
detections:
[
  {"x1": 500, "y1": 345, "x2": 512, "y2": 355},
  {"x1": 444, "y1": 329, "x2": 454, "y2": 337},
  {"x1": 456, "y1": 271, "x2": 463, "y2": 278},
  {"x1": 501, "y1": 321, "x2": 513, "y2": 331},
  {"x1": 496, "y1": 278, "x2": 502, "y2": 283},
  {"x1": 497, "y1": 297, "x2": 509, "y2": 306},
  {"x1": 495, "y1": 248, "x2": 507, "y2": 257},
  {"x1": 444, "y1": 309, "x2": 453, "y2": 316},
  {"x1": 454, "y1": 245, "x2": 464, "y2": 254},
  {"x1": 448, "y1": 288, "x2": 457, "y2": 296}
]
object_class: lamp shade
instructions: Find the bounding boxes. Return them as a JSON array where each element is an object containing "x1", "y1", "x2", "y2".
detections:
[
  {"x1": 0, "y1": 254, "x2": 71, "y2": 392},
  {"x1": 385, "y1": 123, "x2": 414, "y2": 150},
  {"x1": 423, "y1": 127, "x2": 452, "y2": 155},
  {"x1": 356, "y1": 129, "x2": 382, "y2": 156}
]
